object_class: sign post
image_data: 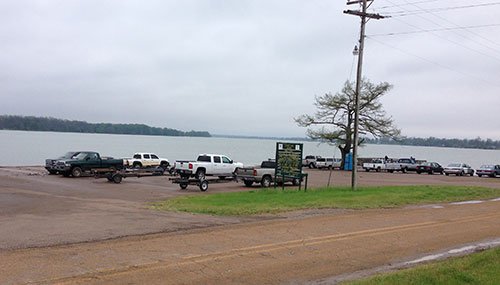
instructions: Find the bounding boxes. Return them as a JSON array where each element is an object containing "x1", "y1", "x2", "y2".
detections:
[{"x1": 275, "y1": 142, "x2": 304, "y2": 190}]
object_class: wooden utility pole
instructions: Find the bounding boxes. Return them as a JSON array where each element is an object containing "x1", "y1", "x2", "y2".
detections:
[{"x1": 344, "y1": 0, "x2": 385, "y2": 190}]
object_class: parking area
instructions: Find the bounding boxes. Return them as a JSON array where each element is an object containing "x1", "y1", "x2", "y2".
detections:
[{"x1": 1, "y1": 166, "x2": 500, "y2": 250}]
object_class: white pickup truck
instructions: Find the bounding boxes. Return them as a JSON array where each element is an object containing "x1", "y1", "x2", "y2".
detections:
[
  {"x1": 362, "y1": 158, "x2": 386, "y2": 172},
  {"x1": 124, "y1": 153, "x2": 170, "y2": 169},
  {"x1": 175, "y1": 154, "x2": 243, "y2": 180}
]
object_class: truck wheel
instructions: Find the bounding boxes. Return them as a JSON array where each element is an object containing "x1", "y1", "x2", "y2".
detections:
[
  {"x1": 179, "y1": 182, "x2": 188, "y2": 189},
  {"x1": 71, "y1": 167, "x2": 82, "y2": 178},
  {"x1": 243, "y1": 180, "x2": 253, "y2": 187},
  {"x1": 261, "y1": 176, "x2": 272, "y2": 188},
  {"x1": 402, "y1": 167, "x2": 407, "y2": 174},
  {"x1": 376, "y1": 167, "x2": 381, "y2": 172},
  {"x1": 365, "y1": 168, "x2": 370, "y2": 172},
  {"x1": 308, "y1": 162, "x2": 314, "y2": 169},
  {"x1": 199, "y1": 180, "x2": 209, "y2": 191},
  {"x1": 195, "y1": 169, "x2": 206, "y2": 181},
  {"x1": 133, "y1": 162, "x2": 142, "y2": 168}
]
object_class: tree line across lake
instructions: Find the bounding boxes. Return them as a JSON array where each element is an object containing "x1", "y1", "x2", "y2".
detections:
[
  {"x1": 365, "y1": 137, "x2": 500, "y2": 150},
  {"x1": 0, "y1": 115, "x2": 211, "y2": 137}
]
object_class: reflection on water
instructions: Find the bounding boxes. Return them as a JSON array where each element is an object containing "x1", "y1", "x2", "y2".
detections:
[{"x1": 1, "y1": 130, "x2": 500, "y2": 169}]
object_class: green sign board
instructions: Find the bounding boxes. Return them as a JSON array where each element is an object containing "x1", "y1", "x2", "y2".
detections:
[{"x1": 275, "y1": 142, "x2": 303, "y2": 179}]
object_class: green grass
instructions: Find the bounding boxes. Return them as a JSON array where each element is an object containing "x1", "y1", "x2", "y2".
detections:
[
  {"x1": 346, "y1": 247, "x2": 500, "y2": 285},
  {"x1": 151, "y1": 185, "x2": 500, "y2": 216}
]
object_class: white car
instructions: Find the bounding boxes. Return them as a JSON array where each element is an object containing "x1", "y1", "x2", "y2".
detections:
[
  {"x1": 443, "y1": 163, "x2": 474, "y2": 176},
  {"x1": 125, "y1": 153, "x2": 170, "y2": 168}
]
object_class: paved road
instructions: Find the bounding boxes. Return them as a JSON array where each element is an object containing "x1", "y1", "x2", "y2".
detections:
[{"x1": 1, "y1": 200, "x2": 499, "y2": 284}]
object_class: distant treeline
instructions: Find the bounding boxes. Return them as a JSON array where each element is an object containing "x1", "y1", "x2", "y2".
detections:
[
  {"x1": 0, "y1": 115, "x2": 211, "y2": 137},
  {"x1": 366, "y1": 136, "x2": 500, "y2": 150}
]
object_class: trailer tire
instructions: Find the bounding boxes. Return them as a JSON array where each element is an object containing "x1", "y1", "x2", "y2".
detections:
[
  {"x1": 112, "y1": 174, "x2": 123, "y2": 184},
  {"x1": 179, "y1": 182, "x2": 188, "y2": 189},
  {"x1": 292, "y1": 178, "x2": 300, "y2": 186},
  {"x1": 199, "y1": 180, "x2": 209, "y2": 191},
  {"x1": 243, "y1": 180, "x2": 253, "y2": 187},
  {"x1": 133, "y1": 162, "x2": 142, "y2": 168}
]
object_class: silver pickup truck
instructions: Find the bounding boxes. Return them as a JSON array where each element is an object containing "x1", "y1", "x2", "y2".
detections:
[{"x1": 236, "y1": 160, "x2": 301, "y2": 187}]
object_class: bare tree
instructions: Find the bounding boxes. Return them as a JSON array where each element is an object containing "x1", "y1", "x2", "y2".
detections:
[{"x1": 295, "y1": 79, "x2": 401, "y2": 168}]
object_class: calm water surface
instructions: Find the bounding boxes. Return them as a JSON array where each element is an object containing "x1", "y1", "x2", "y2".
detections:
[{"x1": 1, "y1": 130, "x2": 500, "y2": 169}]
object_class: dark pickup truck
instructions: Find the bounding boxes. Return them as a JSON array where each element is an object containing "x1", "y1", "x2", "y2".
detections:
[{"x1": 54, "y1": 151, "x2": 124, "y2": 177}]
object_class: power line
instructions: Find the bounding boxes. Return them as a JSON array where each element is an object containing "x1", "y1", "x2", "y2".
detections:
[
  {"x1": 376, "y1": 0, "x2": 441, "y2": 10},
  {"x1": 367, "y1": 36, "x2": 500, "y2": 87},
  {"x1": 400, "y1": 0, "x2": 500, "y2": 48},
  {"x1": 386, "y1": 2, "x2": 500, "y2": 17},
  {"x1": 369, "y1": 23, "x2": 500, "y2": 37},
  {"x1": 383, "y1": 0, "x2": 500, "y2": 61}
]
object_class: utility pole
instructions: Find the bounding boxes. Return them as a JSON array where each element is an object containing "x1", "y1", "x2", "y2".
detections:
[{"x1": 344, "y1": 0, "x2": 385, "y2": 190}]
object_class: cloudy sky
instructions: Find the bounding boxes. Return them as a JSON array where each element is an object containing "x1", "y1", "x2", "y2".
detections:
[{"x1": 1, "y1": 0, "x2": 499, "y2": 139}]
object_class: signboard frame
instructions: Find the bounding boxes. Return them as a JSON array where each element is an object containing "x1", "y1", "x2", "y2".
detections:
[{"x1": 274, "y1": 142, "x2": 304, "y2": 189}]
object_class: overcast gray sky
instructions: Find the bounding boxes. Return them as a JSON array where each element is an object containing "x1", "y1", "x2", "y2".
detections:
[{"x1": 1, "y1": 0, "x2": 499, "y2": 139}]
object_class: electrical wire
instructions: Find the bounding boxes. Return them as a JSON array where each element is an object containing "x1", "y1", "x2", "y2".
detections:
[
  {"x1": 386, "y1": 2, "x2": 500, "y2": 17},
  {"x1": 367, "y1": 36, "x2": 500, "y2": 87},
  {"x1": 368, "y1": 23, "x2": 500, "y2": 37},
  {"x1": 376, "y1": 0, "x2": 441, "y2": 10},
  {"x1": 400, "y1": 0, "x2": 500, "y2": 48},
  {"x1": 382, "y1": 0, "x2": 500, "y2": 61}
]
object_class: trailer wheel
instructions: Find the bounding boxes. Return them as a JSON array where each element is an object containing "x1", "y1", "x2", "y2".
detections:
[
  {"x1": 179, "y1": 182, "x2": 188, "y2": 189},
  {"x1": 199, "y1": 180, "x2": 209, "y2": 191},
  {"x1": 243, "y1": 180, "x2": 253, "y2": 187},
  {"x1": 112, "y1": 174, "x2": 123, "y2": 184},
  {"x1": 292, "y1": 178, "x2": 300, "y2": 186}
]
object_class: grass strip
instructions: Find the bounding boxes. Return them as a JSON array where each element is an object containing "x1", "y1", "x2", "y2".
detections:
[
  {"x1": 346, "y1": 246, "x2": 500, "y2": 285},
  {"x1": 152, "y1": 185, "x2": 500, "y2": 216}
]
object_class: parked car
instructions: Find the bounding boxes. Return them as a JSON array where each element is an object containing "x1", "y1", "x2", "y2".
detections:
[
  {"x1": 124, "y1": 153, "x2": 169, "y2": 169},
  {"x1": 45, "y1": 151, "x2": 81, "y2": 174},
  {"x1": 54, "y1": 151, "x2": 125, "y2": 177},
  {"x1": 443, "y1": 163, "x2": 474, "y2": 176},
  {"x1": 316, "y1": 158, "x2": 342, "y2": 169},
  {"x1": 363, "y1": 158, "x2": 386, "y2": 172},
  {"x1": 236, "y1": 160, "x2": 300, "y2": 187},
  {"x1": 416, "y1": 162, "x2": 444, "y2": 174},
  {"x1": 386, "y1": 158, "x2": 419, "y2": 173},
  {"x1": 476, "y1": 165, "x2": 500, "y2": 177},
  {"x1": 302, "y1": 155, "x2": 322, "y2": 168},
  {"x1": 175, "y1": 154, "x2": 243, "y2": 180}
]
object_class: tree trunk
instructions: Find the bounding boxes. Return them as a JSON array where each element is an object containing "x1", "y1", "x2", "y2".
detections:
[{"x1": 339, "y1": 145, "x2": 349, "y2": 170}]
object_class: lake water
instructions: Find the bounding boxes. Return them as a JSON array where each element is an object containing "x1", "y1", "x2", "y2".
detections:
[{"x1": 1, "y1": 130, "x2": 500, "y2": 169}]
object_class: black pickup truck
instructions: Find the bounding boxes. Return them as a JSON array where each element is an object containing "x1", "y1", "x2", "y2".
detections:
[{"x1": 54, "y1": 151, "x2": 124, "y2": 177}]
